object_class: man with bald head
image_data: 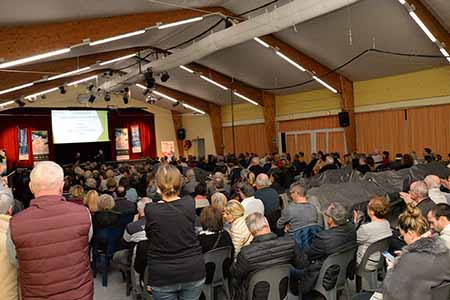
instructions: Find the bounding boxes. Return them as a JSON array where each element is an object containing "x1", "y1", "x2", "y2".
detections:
[
  {"x1": 400, "y1": 180, "x2": 435, "y2": 217},
  {"x1": 7, "y1": 161, "x2": 93, "y2": 300},
  {"x1": 424, "y1": 175, "x2": 450, "y2": 204},
  {"x1": 255, "y1": 173, "x2": 280, "y2": 217}
]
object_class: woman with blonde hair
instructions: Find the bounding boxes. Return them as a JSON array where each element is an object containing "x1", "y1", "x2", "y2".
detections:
[
  {"x1": 69, "y1": 185, "x2": 84, "y2": 205},
  {"x1": 381, "y1": 205, "x2": 450, "y2": 300},
  {"x1": 84, "y1": 190, "x2": 99, "y2": 213},
  {"x1": 93, "y1": 194, "x2": 120, "y2": 229},
  {"x1": 211, "y1": 192, "x2": 227, "y2": 212},
  {"x1": 223, "y1": 200, "x2": 253, "y2": 257},
  {"x1": 144, "y1": 164, "x2": 205, "y2": 300}
]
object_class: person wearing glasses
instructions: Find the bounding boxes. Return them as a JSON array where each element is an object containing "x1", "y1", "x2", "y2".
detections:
[{"x1": 277, "y1": 182, "x2": 318, "y2": 235}]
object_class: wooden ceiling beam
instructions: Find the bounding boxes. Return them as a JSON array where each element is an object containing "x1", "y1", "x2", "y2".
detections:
[{"x1": 0, "y1": 7, "x2": 230, "y2": 62}]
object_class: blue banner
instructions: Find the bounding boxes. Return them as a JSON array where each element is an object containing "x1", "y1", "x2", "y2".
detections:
[{"x1": 18, "y1": 128, "x2": 29, "y2": 160}]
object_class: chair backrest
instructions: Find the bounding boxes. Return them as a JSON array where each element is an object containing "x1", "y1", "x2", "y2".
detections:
[
  {"x1": 432, "y1": 282, "x2": 450, "y2": 300},
  {"x1": 118, "y1": 213, "x2": 134, "y2": 230},
  {"x1": 357, "y1": 237, "x2": 390, "y2": 273},
  {"x1": 93, "y1": 226, "x2": 123, "y2": 256},
  {"x1": 248, "y1": 264, "x2": 290, "y2": 300},
  {"x1": 279, "y1": 193, "x2": 290, "y2": 210},
  {"x1": 292, "y1": 224, "x2": 322, "y2": 249},
  {"x1": 314, "y1": 247, "x2": 356, "y2": 295},
  {"x1": 203, "y1": 246, "x2": 232, "y2": 284}
]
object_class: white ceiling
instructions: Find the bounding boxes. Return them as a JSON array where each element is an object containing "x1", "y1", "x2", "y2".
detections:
[{"x1": 1, "y1": 0, "x2": 449, "y2": 106}]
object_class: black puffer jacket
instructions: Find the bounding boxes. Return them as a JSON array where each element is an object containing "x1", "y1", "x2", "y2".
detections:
[
  {"x1": 383, "y1": 237, "x2": 450, "y2": 300},
  {"x1": 230, "y1": 232, "x2": 301, "y2": 300}
]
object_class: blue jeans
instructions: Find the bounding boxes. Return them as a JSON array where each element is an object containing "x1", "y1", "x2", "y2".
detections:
[{"x1": 151, "y1": 278, "x2": 205, "y2": 300}]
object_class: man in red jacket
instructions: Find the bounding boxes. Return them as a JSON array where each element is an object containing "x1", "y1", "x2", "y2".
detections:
[{"x1": 7, "y1": 161, "x2": 93, "y2": 300}]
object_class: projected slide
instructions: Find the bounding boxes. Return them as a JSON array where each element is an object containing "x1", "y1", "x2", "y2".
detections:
[{"x1": 51, "y1": 110, "x2": 110, "y2": 144}]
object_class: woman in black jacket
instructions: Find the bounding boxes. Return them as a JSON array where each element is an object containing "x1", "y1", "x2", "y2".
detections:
[{"x1": 144, "y1": 164, "x2": 205, "y2": 300}]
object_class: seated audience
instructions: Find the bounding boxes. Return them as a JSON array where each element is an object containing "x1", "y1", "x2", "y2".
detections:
[
  {"x1": 84, "y1": 189, "x2": 99, "y2": 213},
  {"x1": 211, "y1": 192, "x2": 227, "y2": 212},
  {"x1": 194, "y1": 183, "x2": 209, "y2": 215},
  {"x1": 198, "y1": 206, "x2": 234, "y2": 253},
  {"x1": 357, "y1": 157, "x2": 371, "y2": 174},
  {"x1": 269, "y1": 169, "x2": 286, "y2": 194},
  {"x1": 119, "y1": 177, "x2": 138, "y2": 203},
  {"x1": 427, "y1": 203, "x2": 450, "y2": 249},
  {"x1": 248, "y1": 157, "x2": 264, "y2": 177},
  {"x1": 144, "y1": 164, "x2": 205, "y2": 300},
  {"x1": 424, "y1": 175, "x2": 450, "y2": 204},
  {"x1": 318, "y1": 156, "x2": 338, "y2": 174},
  {"x1": 223, "y1": 200, "x2": 253, "y2": 257},
  {"x1": 400, "y1": 181, "x2": 434, "y2": 217},
  {"x1": 238, "y1": 182, "x2": 264, "y2": 216},
  {"x1": 0, "y1": 187, "x2": 18, "y2": 300},
  {"x1": 94, "y1": 194, "x2": 120, "y2": 229},
  {"x1": 382, "y1": 205, "x2": 450, "y2": 300},
  {"x1": 182, "y1": 168, "x2": 199, "y2": 196},
  {"x1": 68, "y1": 184, "x2": 85, "y2": 205},
  {"x1": 356, "y1": 196, "x2": 392, "y2": 269},
  {"x1": 230, "y1": 212, "x2": 301, "y2": 300},
  {"x1": 295, "y1": 202, "x2": 356, "y2": 296},
  {"x1": 104, "y1": 178, "x2": 117, "y2": 197},
  {"x1": 277, "y1": 182, "x2": 318, "y2": 234},
  {"x1": 114, "y1": 185, "x2": 137, "y2": 215},
  {"x1": 254, "y1": 173, "x2": 280, "y2": 216},
  {"x1": 85, "y1": 177, "x2": 97, "y2": 191}
]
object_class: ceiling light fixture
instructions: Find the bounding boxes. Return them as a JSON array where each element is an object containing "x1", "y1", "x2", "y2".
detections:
[
  {"x1": 408, "y1": 11, "x2": 437, "y2": 43},
  {"x1": 48, "y1": 67, "x2": 91, "y2": 81},
  {"x1": 0, "y1": 100, "x2": 16, "y2": 107},
  {"x1": 161, "y1": 72, "x2": 170, "y2": 82},
  {"x1": 25, "y1": 87, "x2": 59, "y2": 100},
  {"x1": 0, "y1": 82, "x2": 34, "y2": 95},
  {"x1": 200, "y1": 75, "x2": 228, "y2": 90},
  {"x1": 312, "y1": 76, "x2": 338, "y2": 94},
  {"x1": 233, "y1": 91, "x2": 259, "y2": 106},
  {"x1": 275, "y1": 51, "x2": 306, "y2": 71},
  {"x1": 158, "y1": 17, "x2": 204, "y2": 30},
  {"x1": 89, "y1": 30, "x2": 146, "y2": 46},
  {"x1": 253, "y1": 37, "x2": 270, "y2": 48},
  {"x1": 179, "y1": 65, "x2": 195, "y2": 73},
  {"x1": 88, "y1": 94, "x2": 96, "y2": 103},
  {"x1": 152, "y1": 90, "x2": 178, "y2": 103},
  {"x1": 15, "y1": 99, "x2": 26, "y2": 107},
  {"x1": 144, "y1": 69, "x2": 156, "y2": 89},
  {"x1": 439, "y1": 48, "x2": 450, "y2": 63},
  {"x1": 183, "y1": 103, "x2": 206, "y2": 114},
  {"x1": 0, "y1": 48, "x2": 71, "y2": 69},
  {"x1": 99, "y1": 53, "x2": 137, "y2": 66},
  {"x1": 67, "y1": 75, "x2": 98, "y2": 86}
]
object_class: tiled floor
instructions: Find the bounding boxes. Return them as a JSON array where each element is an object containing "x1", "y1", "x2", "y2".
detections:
[{"x1": 94, "y1": 268, "x2": 133, "y2": 300}]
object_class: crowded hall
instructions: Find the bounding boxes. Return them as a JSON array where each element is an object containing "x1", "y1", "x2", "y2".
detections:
[{"x1": 2, "y1": 1, "x2": 450, "y2": 300}]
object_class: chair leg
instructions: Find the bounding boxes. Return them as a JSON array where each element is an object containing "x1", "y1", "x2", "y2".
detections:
[
  {"x1": 101, "y1": 255, "x2": 109, "y2": 287},
  {"x1": 368, "y1": 273, "x2": 378, "y2": 291},
  {"x1": 356, "y1": 275, "x2": 362, "y2": 293},
  {"x1": 202, "y1": 284, "x2": 213, "y2": 300},
  {"x1": 223, "y1": 280, "x2": 231, "y2": 300}
]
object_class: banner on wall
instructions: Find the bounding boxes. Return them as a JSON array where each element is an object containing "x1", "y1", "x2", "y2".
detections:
[
  {"x1": 161, "y1": 141, "x2": 175, "y2": 161},
  {"x1": 115, "y1": 128, "x2": 130, "y2": 160},
  {"x1": 31, "y1": 130, "x2": 49, "y2": 162},
  {"x1": 130, "y1": 126, "x2": 142, "y2": 153},
  {"x1": 18, "y1": 128, "x2": 29, "y2": 160}
]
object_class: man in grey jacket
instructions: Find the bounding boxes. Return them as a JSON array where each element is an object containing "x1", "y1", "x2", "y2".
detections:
[{"x1": 277, "y1": 182, "x2": 318, "y2": 234}]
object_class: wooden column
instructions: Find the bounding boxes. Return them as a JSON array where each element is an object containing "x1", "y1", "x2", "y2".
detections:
[
  {"x1": 208, "y1": 103, "x2": 224, "y2": 155},
  {"x1": 262, "y1": 92, "x2": 277, "y2": 154},
  {"x1": 339, "y1": 76, "x2": 357, "y2": 153},
  {"x1": 171, "y1": 111, "x2": 184, "y2": 157}
]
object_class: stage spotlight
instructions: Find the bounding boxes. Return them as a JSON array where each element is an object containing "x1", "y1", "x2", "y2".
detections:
[
  {"x1": 41, "y1": 94, "x2": 47, "y2": 100},
  {"x1": 59, "y1": 86, "x2": 66, "y2": 94},
  {"x1": 87, "y1": 84, "x2": 95, "y2": 92},
  {"x1": 123, "y1": 95, "x2": 129, "y2": 104},
  {"x1": 88, "y1": 94, "x2": 96, "y2": 103},
  {"x1": 161, "y1": 72, "x2": 170, "y2": 82},
  {"x1": 104, "y1": 93, "x2": 111, "y2": 102},
  {"x1": 173, "y1": 101, "x2": 180, "y2": 107},
  {"x1": 15, "y1": 99, "x2": 26, "y2": 107},
  {"x1": 144, "y1": 68, "x2": 155, "y2": 89},
  {"x1": 146, "y1": 95, "x2": 157, "y2": 104}
]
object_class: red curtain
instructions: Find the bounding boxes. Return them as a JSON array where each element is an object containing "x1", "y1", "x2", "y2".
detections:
[
  {"x1": 0, "y1": 108, "x2": 156, "y2": 170},
  {"x1": 108, "y1": 111, "x2": 157, "y2": 160}
]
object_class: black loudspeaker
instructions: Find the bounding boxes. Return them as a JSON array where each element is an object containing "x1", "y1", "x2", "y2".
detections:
[
  {"x1": 177, "y1": 128, "x2": 186, "y2": 140},
  {"x1": 281, "y1": 133, "x2": 286, "y2": 153},
  {"x1": 338, "y1": 111, "x2": 350, "y2": 127}
]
